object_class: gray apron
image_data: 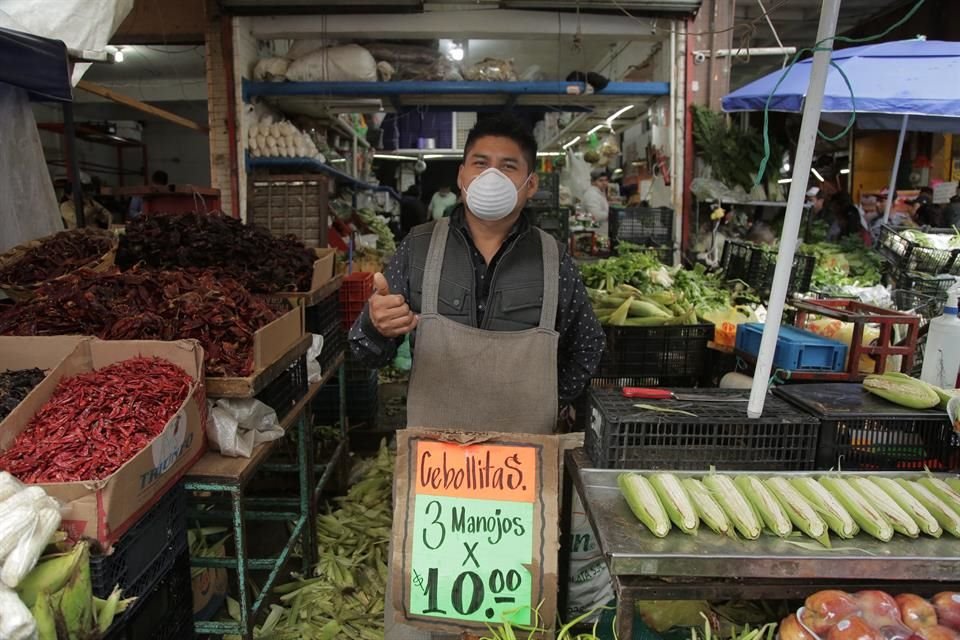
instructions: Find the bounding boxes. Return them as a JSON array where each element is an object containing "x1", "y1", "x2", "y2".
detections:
[{"x1": 386, "y1": 217, "x2": 561, "y2": 640}]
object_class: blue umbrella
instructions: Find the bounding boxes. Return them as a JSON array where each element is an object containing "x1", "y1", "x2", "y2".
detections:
[{"x1": 723, "y1": 38, "x2": 960, "y2": 221}]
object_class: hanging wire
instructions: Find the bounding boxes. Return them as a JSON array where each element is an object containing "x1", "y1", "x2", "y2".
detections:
[{"x1": 753, "y1": 0, "x2": 928, "y2": 185}]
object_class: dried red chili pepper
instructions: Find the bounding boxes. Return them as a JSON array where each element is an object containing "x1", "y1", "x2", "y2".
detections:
[
  {"x1": 0, "y1": 268, "x2": 281, "y2": 377},
  {"x1": 0, "y1": 357, "x2": 192, "y2": 483},
  {"x1": 116, "y1": 212, "x2": 317, "y2": 293},
  {"x1": 0, "y1": 229, "x2": 114, "y2": 287}
]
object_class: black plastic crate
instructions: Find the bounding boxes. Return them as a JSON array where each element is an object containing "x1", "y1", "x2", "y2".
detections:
[
  {"x1": 531, "y1": 172, "x2": 560, "y2": 208},
  {"x1": 720, "y1": 240, "x2": 816, "y2": 297},
  {"x1": 345, "y1": 356, "x2": 377, "y2": 384},
  {"x1": 306, "y1": 295, "x2": 341, "y2": 335},
  {"x1": 313, "y1": 369, "x2": 379, "y2": 427},
  {"x1": 319, "y1": 328, "x2": 347, "y2": 373},
  {"x1": 610, "y1": 207, "x2": 674, "y2": 248},
  {"x1": 892, "y1": 289, "x2": 940, "y2": 325},
  {"x1": 103, "y1": 551, "x2": 193, "y2": 640},
  {"x1": 878, "y1": 225, "x2": 960, "y2": 275},
  {"x1": 775, "y1": 383, "x2": 959, "y2": 471},
  {"x1": 597, "y1": 324, "x2": 713, "y2": 380},
  {"x1": 585, "y1": 388, "x2": 819, "y2": 470},
  {"x1": 573, "y1": 375, "x2": 704, "y2": 431},
  {"x1": 90, "y1": 485, "x2": 187, "y2": 600},
  {"x1": 255, "y1": 355, "x2": 308, "y2": 421},
  {"x1": 527, "y1": 206, "x2": 571, "y2": 243},
  {"x1": 891, "y1": 268, "x2": 956, "y2": 300}
]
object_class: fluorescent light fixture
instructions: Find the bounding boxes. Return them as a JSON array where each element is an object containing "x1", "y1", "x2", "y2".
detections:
[
  {"x1": 811, "y1": 168, "x2": 825, "y2": 182},
  {"x1": 330, "y1": 158, "x2": 346, "y2": 163},
  {"x1": 587, "y1": 124, "x2": 606, "y2": 136},
  {"x1": 373, "y1": 154, "x2": 417, "y2": 161},
  {"x1": 424, "y1": 154, "x2": 460, "y2": 160},
  {"x1": 778, "y1": 178, "x2": 792, "y2": 184},
  {"x1": 562, "y1": 136, "x2": 581, "y2": 150},
  {"x1": 840, "y1": 168, "x2": 850, "y2": 175},
  {"x1": 537, "y1": 152, "x2": 565, "y2": 157},
  {"x1": 605, "y1": 105, "x2": 634, "y2": 125}
]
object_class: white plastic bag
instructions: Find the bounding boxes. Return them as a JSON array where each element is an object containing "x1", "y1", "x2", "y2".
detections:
[
  {"x1": 285, "y1": 45, "x2": 378, "y2": 82},
  {"x1": 207, "y1": 399, "x2": 284, "y2": 458},
  {"x1": 253, "y1": 57, "x2": 289, "y2": 82},
  {"x1": 0, "y1": 582, "x2": 36, "y2": 640},
  {"x1": 561, "y1": 150, "x2": 592, "y2": 201},
  {"x1": 307, "y1": 334, "x2": 326, "y2": 384},
  {"x1": 1, "y1": 507, "x2": 60, "y2": 588}
]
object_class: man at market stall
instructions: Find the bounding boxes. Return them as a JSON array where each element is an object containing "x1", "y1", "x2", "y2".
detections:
[
  {"x1": 581, "y1": 169, "x2": 611, "y2": 237},
  {"x1": 349, "y1": 114, "x2": 606, "y2": 640}
]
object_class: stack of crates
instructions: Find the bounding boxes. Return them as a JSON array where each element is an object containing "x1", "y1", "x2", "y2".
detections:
[
  {"x1": 306, "y1": 294, "x2": 347, "y2": 374},
  {"x1": 609, "y1": 206, "x2": 675, "y2": 264},
  {"x1": 339, "y1": 272, "x2": 374, "y2": 331},
  {"x1": 313, "y1": 357, "x2": 379, "y2": 428},
  {"x1": 95, "y1": 485, "x2": 192, "y2": 639}
]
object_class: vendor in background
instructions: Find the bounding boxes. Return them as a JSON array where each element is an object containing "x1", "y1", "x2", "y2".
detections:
[
  {"x1": 59, "y1": 176, "x2": 110, "y2": 229},
  {"x1": 856, "y1": 194, "x2": 880, "y2": 245},
  {"x1": 807, "y1": 187, "x2": 827, "y2": 219},
  {"x1": 398, "y1": 185, "x2": 427, "y2": 240},
  {"x1": 581, "y1": 169, "x2": 611, "y2": 237},
  {"x1": 127, "y1": 170, "x2": 169, "y2": 221},
  {"x1": 908, "y1": 193, "x2": 940, "y2": 227},
  {"x1": 428, "y1": 184, "x2": 457, "y2": 221},
  {"x1": 349, "y1": 114, "x2": 606, "y2": 640},
  {"x1": 826, "y1": 193, "x2": 861, "y2": 242}
]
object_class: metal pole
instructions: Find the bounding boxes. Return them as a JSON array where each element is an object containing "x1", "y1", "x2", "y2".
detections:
[
  {"x1": 62, "y1": 103, "x2": 85, "y2": 228},
  {"x1": 882, "y1": 114, "x2": 910, "y2": 224},
  {"x1": 747, "y1": 0, "x2": 843, "y2": 418}
]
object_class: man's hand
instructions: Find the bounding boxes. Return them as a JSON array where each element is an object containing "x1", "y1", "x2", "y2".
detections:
[{"x1": 369, "y1": 272, "x2": 418, "y2": 338}]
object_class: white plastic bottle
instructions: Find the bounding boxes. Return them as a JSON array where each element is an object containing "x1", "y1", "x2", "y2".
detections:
[{"x1": 920, "y1": 290, "x2": 960, "y2": 390}]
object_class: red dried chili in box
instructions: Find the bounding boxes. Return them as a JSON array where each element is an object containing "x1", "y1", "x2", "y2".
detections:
[
  {"x1": 0, "y1": 268, "x2": 280, "y2": 377},
  {"x1": 0, "y1": 357, "x2": 192, "y2": 483}
]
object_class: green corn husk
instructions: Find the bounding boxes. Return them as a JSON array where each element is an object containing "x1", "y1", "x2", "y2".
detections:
[
  {"x1": 703, "y1": 474, "x2": 762, "y2": 540},
  {"x1": 682, "y1": 478, "x2": 733, "y2": 538},
  {"x1": 650, "y1": 473, "x2": 699, "y2": 535},
  {"x1": 869, "y1": 476, "x2": 942, "y2": 538},
  {"x1": 918, "y1": 477, "x2": 960, "y2": 515},
  {"x1": 765, "y1": 477, "x2": 830, "y2": 547},
  {"x1": 848, "y1": 477, "x2": 920, "y2": 538},
  {"x1": 897, "y1": 479, "x2": 960, "y2": 538},
  {"x1": 736, "y1": 476, "x2": 792, "y2": 538},
  {"x1": 618, "y1": 473, "x2": 671, "y2": 538},
  {"x1": 862, "y1": 373, "x2": 940, "y2": 409},
  {"x1": 790, "y1": 477, "x2": 859, "y2": 539},
  {"x1": 820, "y1": 477, "x2": 893, "y2": 542}
]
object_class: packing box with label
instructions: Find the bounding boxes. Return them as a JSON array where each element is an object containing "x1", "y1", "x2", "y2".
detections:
[{"x1": 0, "y1": 338, "x2": 207, "y2": 550}]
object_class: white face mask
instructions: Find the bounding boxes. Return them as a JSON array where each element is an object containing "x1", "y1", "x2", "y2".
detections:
[{"x1": 463, "y1": 168, "x2": 532, "y2": 221}]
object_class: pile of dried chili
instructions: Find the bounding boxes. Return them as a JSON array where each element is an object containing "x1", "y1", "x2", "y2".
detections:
[
  {"x1": 116, "y1": 212, "x2": 317, "y2": 293},
  {"x1": 0, "y1": 268, "x2": 280, "y2": 377},
  {"x1": 0, "y1": 228, "x2": 114, "y2": 287},
  {"x1": 0, "y1": 368, "x2": 46, "y2": 421},
  {"x1": 0, "y1": 357, "x2": 192, "y2": 483}
]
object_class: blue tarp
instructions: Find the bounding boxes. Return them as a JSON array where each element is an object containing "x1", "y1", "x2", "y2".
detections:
[
  {"x1": 722, "y1": 38, "x2": 960, "y2": 132},
  {"x1": 0, "y1": 26, "x2": 72, "y2": 102}
]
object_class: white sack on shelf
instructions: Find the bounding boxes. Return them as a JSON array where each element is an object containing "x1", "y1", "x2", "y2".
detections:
[
  {"x1": 285, "y1": 44, "x2": 378, "y2": 82},
  {"x1": 253, "y1": 57, "x2": 290, "y2": 82}
]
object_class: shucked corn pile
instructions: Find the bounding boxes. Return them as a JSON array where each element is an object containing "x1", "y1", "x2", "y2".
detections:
[
  {"x1": 619, "y1": 472, "x2": 960, "y2": 548},
  {"x1": 248, "y1": 443, "x2": 394, "y2": 640}
]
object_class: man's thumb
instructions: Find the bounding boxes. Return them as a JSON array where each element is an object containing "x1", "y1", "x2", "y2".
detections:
[{"x1": 373, "y1": 272, "x2": 390, "y2": 296}]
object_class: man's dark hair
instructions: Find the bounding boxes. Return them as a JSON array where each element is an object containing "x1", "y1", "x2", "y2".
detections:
[
  {"x1": 151, "y1": 170, "x2": 169, "y2": 186},
  {"x1": 463, "y1": 114, "x2": 538, "y2": 174}
]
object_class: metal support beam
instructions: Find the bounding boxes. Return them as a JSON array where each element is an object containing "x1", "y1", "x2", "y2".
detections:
[
  {"x1": 76, "y1": 81, "x2": 209, "y2": 132},
  {"x1": 251, "y1": 9, "x2": 657, "y2": 40}
]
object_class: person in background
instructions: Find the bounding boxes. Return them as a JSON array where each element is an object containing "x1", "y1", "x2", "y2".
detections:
[
  {"x1": 398, "y1": 185, "x2": 427, "y2": 240},
  {"x1": 856, "y1": 194, "x2": 880, "y2": 245},
  {"x1": 59, "y1": 176, "x2": 111, "y2": 229},
  {"x1": 908, "y1": 193, "x2": 940, "y2": 227},
  {"x1": 826, "y1": 193, "x2": 861, "y2": 242},
  {"x1": 428, "y1": 184, "x2": 457, "y2": 221},
  {"x1": 128, "y1": 170, "x2": 169, "y2": 221},
  {"x1": 581, "y1": 169, "x2": 611, "y2": 236},
  {"x1": 944, "y1": 186, "x2": 960, "y2": 227}
]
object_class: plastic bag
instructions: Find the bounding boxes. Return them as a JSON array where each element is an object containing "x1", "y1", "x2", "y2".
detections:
[
  {"x1": 561, "y1": 150, "x2": 592, "y2": 201},
  {"x1": 0, "y1": 582, "x2": 35, "y2": 640},
  {"x1": 806, "y1": 318, "x2": 881, "y2": 373},
  {"x1": 1, "y1": 507, "x2": 60, "y2": 588},
  {"x1": 703, "y1": 307, "x2": 756, "y2": 348},
  {"x1": 307, "y1": 334, "x2": 325, "y2": 383},
  {"x1": 0, "y1": 473, "x2": 24, "y2": 504},
  {"x1": 253, "y1": 57, "x2": 289, "y2": 82},
  {"x1": 464, "y1": 57, "x2": 517, "y2": 81},
  {"x1": 207, "y1": 399, "x2": 284, "y2": 458},
  {"x1": 285, "y1": 45, "x2": 377, "y2": 82}
]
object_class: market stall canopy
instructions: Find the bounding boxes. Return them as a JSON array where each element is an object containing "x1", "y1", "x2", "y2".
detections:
[
  {"x1": 0, "y1": 27, "x2": 71, "y2": 102},
  {"x1": 722, "y1": 38, "x2": 960, "y2": 134}
]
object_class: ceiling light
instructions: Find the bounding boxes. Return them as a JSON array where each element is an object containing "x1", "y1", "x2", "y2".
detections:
[
  {"x1": 450, "y1": 44, "x2": 464, "y2": 62},
  {"x1": 537, "y1": 152, "x2": 565, "y2": 157},
  {"x1": 606, "y1": 105, "x2": 635, "y2": 125},
  {"x1": 782, "y1": 162, "x2": 791, "y2": 173},
  {"x1": 330, "y1": 158, "x2": 346, "y2": 163},
  {"x1": 562, "y1": 136, "x2": 581, "y2": 150},
  {"x1": 810, "y1": 168, "x2": 825, "y2": 182},
  {"x1": 840, "y1": 168, "x2": 850, "y2": 175},
  {"x1": 778, "y1": 178, "x2": 792, "y2": 184},
  {"x1": 373, "y1": 154, "x2": 417, "y2": 161},
  {"x1": 114, "y1": 47, "x2": 124, "y2": 63}
]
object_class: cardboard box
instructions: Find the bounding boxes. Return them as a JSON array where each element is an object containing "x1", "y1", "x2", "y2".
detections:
[
  {"x1": 205, "y1": 305, "x2": 306, "y2": 398},
  {"x1": 0, "y1": 339, "x2": 207, "y2": 550},
  {"x1": 0, "y1": 336, "x2": 88, "y2": 430}
]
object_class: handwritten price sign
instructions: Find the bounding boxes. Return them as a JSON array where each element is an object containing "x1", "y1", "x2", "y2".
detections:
[{"x1": 392, "y1": 430, "x2": 559, "y2": 636}]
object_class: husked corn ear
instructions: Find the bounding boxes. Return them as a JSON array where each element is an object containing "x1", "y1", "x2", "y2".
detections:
[
  {"x1": 618, "y1": 473, "x2": 671, "y2": 538},
  {"x1": 896, "y1": 479, "x2": 960, "y2": 538},
  {"x1": 703, "y1": 474, "x2": 762, "y2": 540},
  {"x1": 848, "y1": 477, "x2": 920, "y2": 538},
  {"x1": 650, "y1": 473, "x2": 699, "y2": 535},
  {"x1": 946, "y1": 478, "x2": 960, "y2": 494},
  {"x1": 682, "y1": 478, "x2": 732, "y2": 538},
  {"x1": 820, "y1": 477, "x2": 893, "y2": 542},
  {"x1": 862, "y1": 374, "x2": 940, "y2": 409},
  {"x1": 736, "y1": 475, "x2": 792, "y2": 538},
  {"x1": 869, "y1": 477, "x2": 942, "y2": 538},
  {"x1": 766, "y1": 477, "x2": 830, "y2": 547},
  {"x1": 918, "y1": 477, "x2": 960, "y2": 515},
  {"x1": 791, "y1": 477, "x2": 858, "y2": 539}
]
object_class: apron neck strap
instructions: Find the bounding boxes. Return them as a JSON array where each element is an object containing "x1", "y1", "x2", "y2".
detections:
[
  {"x1": 421, "y1": 217, "x2": 450, "y2": 315},
  {"x1": 537, "y1": 229, "x2": 560, "y2": 330}
]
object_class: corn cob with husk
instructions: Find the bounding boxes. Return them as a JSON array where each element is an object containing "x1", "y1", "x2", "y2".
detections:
[
  {"x1": 650, "y1": 473, "x2": 699, "y2": 535},
  {"x1": 819, "y1": 477, "x2": 894, "y2": 541},
  {"x1": 862, "y1": 372, "x2": 940, "y2": 409},
  {"x1": 766, "y1": 477, "x2": 831, "y2": 547},
  {"x1": 791, "y1": 477, "x2": 859, "y2": 539},
  {"x1": 703, "y1": 474, "x2": 762, "y2": 540},
  {"x1": 869, "y1": 476, "x2": 942, "y2": 538},
  {"x1": 918, "y1": 477, "x2": 960, "y2": 514},
  {"x1": 736, "y1": 475, "x2": 792, "y2": 538},
  {"x1": 619, "y1": 473, "x2": 671, "y2": 537},
  {"x1": 682, "y1": 478, "x2": 733, "y2": 538},
  {"x1": 848, "y1": 477, "x2": 920, "y2": 538},
  {"x1": 896, "y1": 479, "x2": 960, "y2": 538}
]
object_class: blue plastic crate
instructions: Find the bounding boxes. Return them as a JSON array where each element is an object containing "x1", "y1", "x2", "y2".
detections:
[{"x1": 736, "y1": 323, "x2": 847, "y2": 372}]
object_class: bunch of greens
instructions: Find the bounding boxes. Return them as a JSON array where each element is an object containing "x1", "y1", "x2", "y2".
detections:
[{"x1": 801, "y1": 238, "x2": 884, "y2": 289}]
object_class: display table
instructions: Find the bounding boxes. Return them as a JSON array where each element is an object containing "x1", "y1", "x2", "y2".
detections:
[
  {"x1": 562, "y1": 448, "x2": 960, "y2": 639},
  {"x1": 186, "y1": 352, "x2": 346, "y2": 639}
]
